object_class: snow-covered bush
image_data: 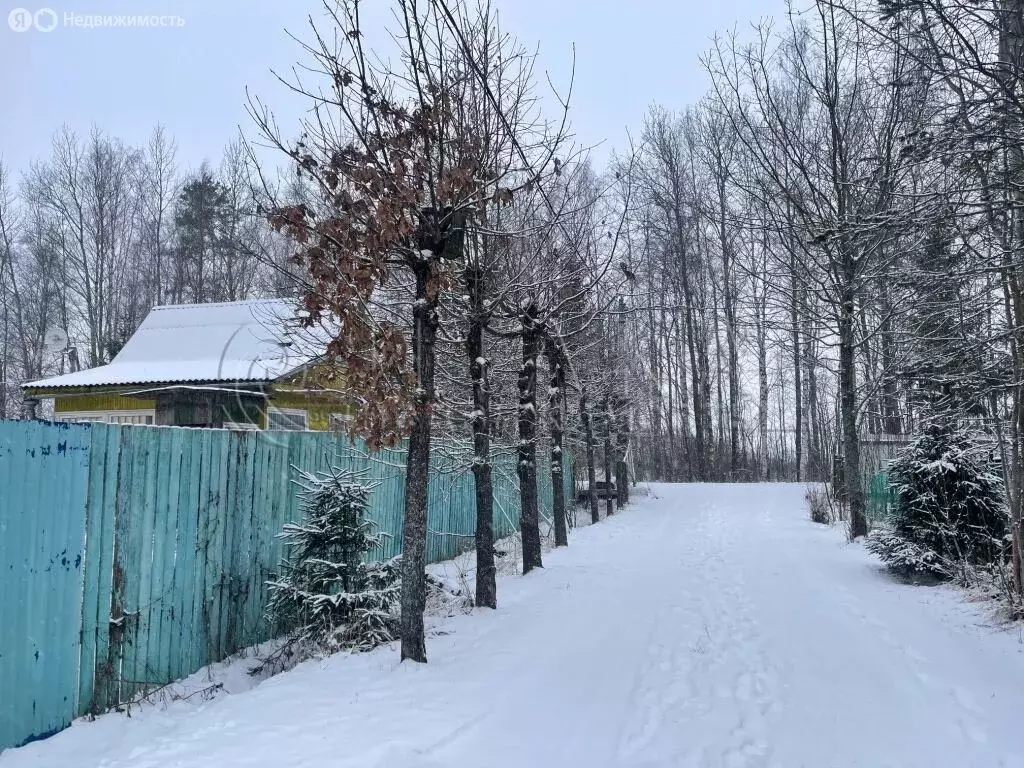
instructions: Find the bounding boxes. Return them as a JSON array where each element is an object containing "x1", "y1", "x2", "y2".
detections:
[
  {"x1": 266, "y1": 467, "x2": 401, "y2": 654},
  {"x1": 806, "y1": 485, "x2": 835, "y2": 525},
  {"x1": 868, "y1": 423, "x2": 1008, "y2": 584}
]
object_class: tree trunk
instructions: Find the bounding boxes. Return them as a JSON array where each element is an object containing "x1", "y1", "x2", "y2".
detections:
[
  {"x1": 545, "y1": 338, "x2": 568, "y2": 547},
  {"x1": 722, "y1": 246, "x2": 741, "y2": 480},
  {"x1": 399, "y1": 260, "x2": 437, "y2": 663},
  {"x1": 615, "y1": 396, "x2": 630, "y2": 506},
  {"x1": 678, "y1": 255, "x2": 705, "y2": 480},
  {"x1": 879, "y1": 279, "x2": 901, "y2": 435},
  {"x1": 518, "y1": 302, "x2": 543, "y2": 573},
  {"x1": 649, "y1": 304, "x2": 664, "y2": 480},
  {"x1": 466, "y1": 264, "x2": 496, "y2": 609},
  {"x1": 664, "y1": 314, "x2": 677, "y2": 479},
  {"x1": 581, "y1": 388, "x2": 600, "y2": 524},
  {"x1": 1004, "y1": 263, "x2": 1024, "y2": 596},
  {"x1": 839, "y1": 278, "x2": 868, "y2": 538},
  {"x1": 686, "y1": 313, "x2": 705, "y2": 480},
  {"x1": 805, "y1": 317, "x2": 822, "y2": 480},
  {"x1": 791, "y1": 249, "x2": 803, "y2": 483},
  {"x1": 712, "y1": 279, "x2": 726, "y2": 478},
  {"x1": 603, "y1": 396, "x2": 615, "y2": 517},
  {"x1": 756, "y1": 291, "x2": 769, "y2": 481}
]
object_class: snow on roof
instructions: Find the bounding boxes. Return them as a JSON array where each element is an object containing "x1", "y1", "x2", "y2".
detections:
[{"x1": 26, "y1": 299, "x2": 325, "y2": 390}]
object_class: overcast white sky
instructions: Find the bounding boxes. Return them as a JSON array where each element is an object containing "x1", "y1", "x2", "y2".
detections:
[{"x1": 1, "y1": 0, "x2": 770, "y2": 176}]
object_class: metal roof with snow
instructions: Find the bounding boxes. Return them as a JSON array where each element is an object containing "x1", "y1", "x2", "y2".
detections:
[{"x1": 25, "y1": 299, "x2": 319, "y2": 391}]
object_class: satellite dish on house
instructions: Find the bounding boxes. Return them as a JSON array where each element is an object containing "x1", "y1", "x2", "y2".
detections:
[{"x1": 43, "y1": 326, "x2": 69, "y2": 355}]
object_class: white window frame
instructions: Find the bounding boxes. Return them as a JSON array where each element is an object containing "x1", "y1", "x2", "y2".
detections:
[
  {"x1": 58, "y1": 413, "x2": 106, "y2": 423},
  {"x1": 224, "y1": 421, "x2": 259, "y2": 432},
  {"x1": 59, "y1": 409, "x2": 155, "y2": 425},
  {"x1": 267, "y1": 406, "x2": 309, "y2": 431}
]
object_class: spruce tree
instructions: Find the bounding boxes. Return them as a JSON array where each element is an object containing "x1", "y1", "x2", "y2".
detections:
[
  {"x1": 868, "y1": 422, "x2": 1008, "y2": 580},
  {"x1": 267, "y1": 467, "x2": 401, "y2": 653}
]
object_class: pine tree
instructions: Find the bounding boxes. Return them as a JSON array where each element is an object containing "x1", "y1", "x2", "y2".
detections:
[{"x1": 173, "y1": 167, "x2": 231, "y2": 304}]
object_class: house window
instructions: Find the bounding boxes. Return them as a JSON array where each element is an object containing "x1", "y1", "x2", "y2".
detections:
[
  {"x1": 267, "y1": 407, "x2": 308, "y2": 431},
  {"x1": 329, "y1": 412, "x2": 353, "y2": 432},
  {"x1": 108, "y1": 413, "x2": 154, "y2": 425},
  {"x1": 60, "y1": 410, "x2": 155, "y2": 425},
  {"x1": 61, "y1": 414, "x2": 106, "y2": 423}
]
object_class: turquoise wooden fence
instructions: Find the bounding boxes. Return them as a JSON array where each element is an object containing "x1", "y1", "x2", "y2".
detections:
[
  {"x1": 866, "y1": 470, "x2": 895, "y2": 523},
  {"x1": 0, "y1": 420, "x2": 572, "y2": 751},
  {"x1": 0, "y1": 421, "x2": 92, "y2": 750}
]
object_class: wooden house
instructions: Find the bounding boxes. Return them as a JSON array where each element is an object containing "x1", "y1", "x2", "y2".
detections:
[{"x1": 23, "y1": 299, "x2": 349, "y2": 430}]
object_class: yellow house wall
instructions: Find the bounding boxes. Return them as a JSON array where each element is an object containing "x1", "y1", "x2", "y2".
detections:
[
  {"x1": 32, "y1": 372, "x2": 350, "y2": 432},
  {"x1": 270, "y1": 362, "x2": 351, "y2": 432},
  {"x1": 268, "y1": 388, "x2": 352, "y2": 431},
  {"x1": 51, "y1": 391, "x2": 157, "y2": 413}
]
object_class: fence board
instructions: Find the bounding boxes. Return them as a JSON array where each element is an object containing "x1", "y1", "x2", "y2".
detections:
[
  {"x1": 165, "y1": 427, "x2": 192, "y2": 683},
  {"x1": 93, "y1": 426, "x2": 123, "y2": 712},
  {"x1": 79, "y1": 431, "x2": 107, "y2": 710},
  {"x1": 188, "y1": 429, "x2": 214, "y2": 682},
  {"x1": 183, "y1": 428, "x2": 208, "y2": 679},
  {"x1": 117, "y1": 426, "x2": 146, "y2": 703},
  {"x1": 148, "y1": 429, "x2": 175, "y2": 691}
]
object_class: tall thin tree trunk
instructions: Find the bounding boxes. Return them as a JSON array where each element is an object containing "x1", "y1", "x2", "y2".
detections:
[
  {"x1": 757, "y1": 323, "x2": 769, "y2": 481},
  {"x1": 518, "y1": 303, "x2": 543, "y2": 573},
  {"x1": 466, "y1": 263, "x2": 496, "y2": 608},
  {"x1": 649, "y1": 304, "x2": 665, "y2": 480},
  {"x1": 673, "y1": 312, "x2": 691, "y2": 479},
  {"x1": 615, "y1": 396, "x2": 630, "y2": 505},
  {"x1": 697, "y1": 325, "x2": 714, "y2": 477},
  {"x1": 1005, "y1": 265, "x2": 1024, "y2": 596},
  {"x1": 545, "y1": 338, "x2": 568, "y2": 547},
  {"x1": 791, "y1": 249, "x2": 803, "y2": 483},
  {"x1": 879, "y1": 279, "x2": 901, "y2": 435},
  {"x1": 603, "y1": 396, "x2": 615, "y2": 517},
  {"x1": 805, "y1": 324, "x2": 822, "y2": 480},
  {"x1": 679, "y1": 258, "x2": 705, "y2": 480},
  {"x1": 723, "y1": 257, "x2": 741, "y2": 480},
  {"x1": 664, "y1": 314, "x2": 676, "y2": 479},
  {"x1": 712, "y1": 279, "x2": 726, "y2": 479},
  {"x1": 581, "y1": 388, "x2": 600, "y2": 524}
]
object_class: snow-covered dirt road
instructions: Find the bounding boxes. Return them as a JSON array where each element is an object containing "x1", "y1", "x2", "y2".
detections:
[{"x1": 5, "y1": 483, "x2": 1024, "y2": 768}]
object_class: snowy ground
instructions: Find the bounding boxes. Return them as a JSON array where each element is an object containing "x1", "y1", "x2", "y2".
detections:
[{"x1": 5, "y1": 483, "x2": 1024, "y2": 768}]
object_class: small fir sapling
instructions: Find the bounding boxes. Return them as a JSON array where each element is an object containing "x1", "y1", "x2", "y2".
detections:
[{"x1": 266, "y1": 466, "x2": 401, "y2": 654}]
